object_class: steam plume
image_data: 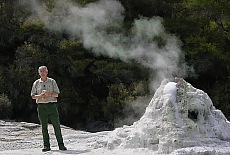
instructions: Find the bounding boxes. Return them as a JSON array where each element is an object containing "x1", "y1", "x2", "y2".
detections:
[{"x1": 20, "y1": 0, "x2": 186, "y2": 90}]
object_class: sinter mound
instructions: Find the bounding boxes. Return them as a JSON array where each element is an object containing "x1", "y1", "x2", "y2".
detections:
[{"x1": 104, "y1": 78, "x2": 230, "y2": 154}]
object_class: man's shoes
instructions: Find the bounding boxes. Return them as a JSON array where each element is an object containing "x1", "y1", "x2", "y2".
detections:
[
  {"x1": 42, "y1": 147, "x2": 51, "y2": 152},
  {"x1": 59, "y1": 146, "x2": 67, "y2": 151}
]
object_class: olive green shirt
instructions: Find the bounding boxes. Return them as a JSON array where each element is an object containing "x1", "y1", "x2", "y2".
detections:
[{"x1": 31, "y1": 77, "x2": 60, "y2": 103}]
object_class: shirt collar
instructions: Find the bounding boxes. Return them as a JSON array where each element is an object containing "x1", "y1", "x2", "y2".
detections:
[{"x1": 38, "y1": 77, "x2": 50, "y2": 82}]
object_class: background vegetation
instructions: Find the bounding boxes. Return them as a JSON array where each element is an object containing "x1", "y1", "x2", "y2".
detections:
[{"x1": 0, "y1": 0, "x2": 229, "y2": 131}]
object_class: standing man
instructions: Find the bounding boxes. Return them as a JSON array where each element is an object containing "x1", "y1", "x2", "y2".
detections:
[{"x1": 31, "y1": 66, "x2": 67, "y2": 152}]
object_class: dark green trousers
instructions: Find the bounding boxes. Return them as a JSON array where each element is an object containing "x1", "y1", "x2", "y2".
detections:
[{"x1": 37, "y1": 103, "x2": 64, "y2": 148}]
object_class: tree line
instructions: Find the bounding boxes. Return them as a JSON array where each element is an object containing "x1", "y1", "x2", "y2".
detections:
[{"x1": 0, "y1": 0, "x2": 229, "y2": 131}]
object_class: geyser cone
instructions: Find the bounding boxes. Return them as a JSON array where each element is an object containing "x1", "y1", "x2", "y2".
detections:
[{"x1": 105, "y1": 78, "x2": 230, "y2": 154}]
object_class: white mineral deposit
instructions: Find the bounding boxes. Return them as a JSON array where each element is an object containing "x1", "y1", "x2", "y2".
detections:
[{"x1": 1, "y1": 78, "x2": 230, "y2": 154}]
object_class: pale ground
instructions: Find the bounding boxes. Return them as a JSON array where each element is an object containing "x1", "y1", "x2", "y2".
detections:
[
  {"x1": 0, "y1": 120, "x2": 157, "y2": 155},
  {"x1": 1, "y1": 120, "x2": 230, "y2": 155},
  {"x1": 1, "y1": 80, "x2": 230, "y2": 155}
]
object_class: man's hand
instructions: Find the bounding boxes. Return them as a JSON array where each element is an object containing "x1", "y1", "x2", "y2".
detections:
[
  {"x1": 40, "y1": 90, "x2": 46, "y2": 97},
  {"x1": 32, "y1": 90, "x2": 58, "y2": 99},
  {"x1": 43, "y1": 90, "x2": 52, "y2": 97},
  {"x1": 31, "y1": 91, "x2": 46, "y2": 99}
]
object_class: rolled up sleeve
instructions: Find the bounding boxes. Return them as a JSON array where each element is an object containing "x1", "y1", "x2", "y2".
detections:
[
  {"x1": 31, "y1": 81, "x2": 37, "y2": 96},
  {"x1": 52, "y1": 80, "x2": 60, "y2": 94}
]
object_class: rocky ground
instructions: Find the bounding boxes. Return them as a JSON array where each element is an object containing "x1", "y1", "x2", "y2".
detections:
[
  {"x1": 1, "y1": 79, "x2": 230, "y2": 155},
  {"x1": 0, "y1": 120, "x2": 109, "y2": 153}
]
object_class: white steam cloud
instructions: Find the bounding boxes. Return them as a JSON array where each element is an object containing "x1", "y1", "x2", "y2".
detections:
[{"x1": 21, "y1": 0, "x2": 186, "y2": 90}]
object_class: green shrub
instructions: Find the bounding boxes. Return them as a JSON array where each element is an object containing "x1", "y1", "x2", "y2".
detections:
[
  {"x1": 211, "y1": 79, "x2": 230, "y2": 120},
  {"x1": 0, "y1": 94, "x2": 12, "y2": 119}
]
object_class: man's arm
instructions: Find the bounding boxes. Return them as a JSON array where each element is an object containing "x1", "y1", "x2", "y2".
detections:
[
  {"x1": 51, "y1": 92, "x2": 59, "y2": 97},
  {"x1": 32, "y1": 91, "x2": 46, "y2": 99},
  {"x1": 50, "y1": 79, "x2": 60, "y2": 97},
  {"x1": 44, "y1": 90, "x2": 59, "y2": 98}
]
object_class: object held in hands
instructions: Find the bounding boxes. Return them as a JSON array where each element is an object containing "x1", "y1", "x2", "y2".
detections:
[{"x1": 42, "y1": 90, "x2": 46, "y2": 102}]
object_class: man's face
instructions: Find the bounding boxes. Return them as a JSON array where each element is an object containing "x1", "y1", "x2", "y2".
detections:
[{"x1": 38, "y1": 69, "x2": 48, "y2": 78}]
